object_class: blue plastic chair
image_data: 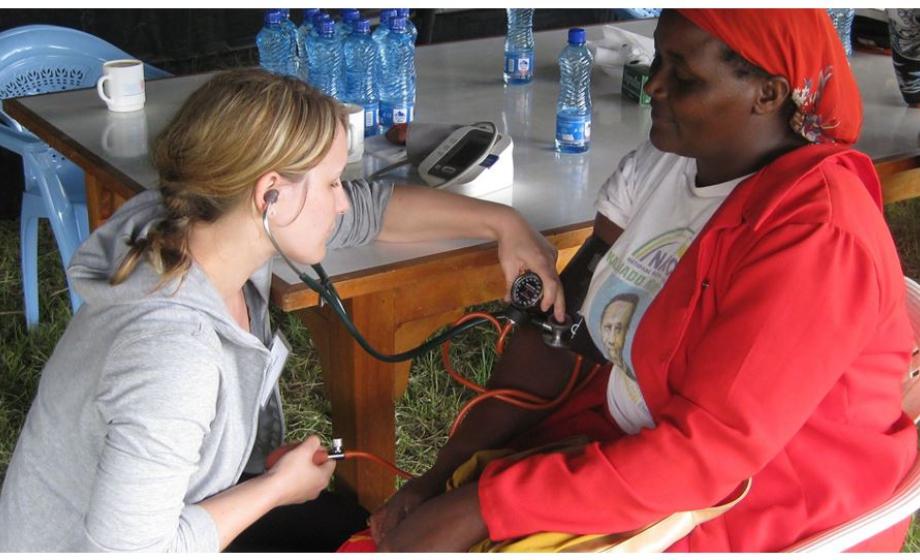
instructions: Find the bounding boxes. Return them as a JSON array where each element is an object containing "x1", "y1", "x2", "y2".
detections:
[{"x1": 0, "y1": 25, "x2": 169, "y2": 329}]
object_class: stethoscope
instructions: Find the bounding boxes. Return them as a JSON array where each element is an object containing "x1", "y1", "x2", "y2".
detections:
[
  {"x1": 260, "y1": 190, "x2": 602, "y2": 477},
  {"x1": 261, "y1": 188, "x2": 506, "y2": 363}
]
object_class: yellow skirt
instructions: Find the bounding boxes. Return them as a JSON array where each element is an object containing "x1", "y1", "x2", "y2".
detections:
[{"x1": 448, "y1": 437, "x2": 751, "y2": 553}]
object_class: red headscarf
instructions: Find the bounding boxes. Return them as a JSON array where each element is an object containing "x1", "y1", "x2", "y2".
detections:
[{"x1": 677, "y1": 9, "x2": 861, "y2": 145}]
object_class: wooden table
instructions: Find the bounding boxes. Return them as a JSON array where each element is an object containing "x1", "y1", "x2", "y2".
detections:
[{"x1": 7, "y1": 19, "x2": 920, "y2": 510}]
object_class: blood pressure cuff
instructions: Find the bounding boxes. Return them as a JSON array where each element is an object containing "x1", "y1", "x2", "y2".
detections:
[{"x1": 555, "y1": 234, "x2": 611, "y2": 365}]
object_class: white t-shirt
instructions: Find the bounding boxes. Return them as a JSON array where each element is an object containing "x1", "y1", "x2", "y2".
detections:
[{"x1": 583, "y1": 141, "x2": 749, "y2": 435}]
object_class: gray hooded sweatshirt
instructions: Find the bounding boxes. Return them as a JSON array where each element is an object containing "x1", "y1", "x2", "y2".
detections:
[{"x1": 0, "y1": 179, "x2": 392, "y2": 552}]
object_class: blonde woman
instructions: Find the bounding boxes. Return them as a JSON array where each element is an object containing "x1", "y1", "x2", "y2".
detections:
[{"x1": 0, "y1": 69, "x2": 562, "y2": 552}]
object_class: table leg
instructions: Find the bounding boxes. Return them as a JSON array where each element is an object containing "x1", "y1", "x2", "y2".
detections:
[
  {"x1": 85, "y1": 172, "x2": 128, "y2": 231},
  {"x1": 298, "y1": 292, "x2": 403, "y2": 512}
]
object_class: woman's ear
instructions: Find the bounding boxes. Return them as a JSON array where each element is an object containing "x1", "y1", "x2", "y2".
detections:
[
  {"x1": 253, "y1": 171, "x2": 311, "y2": 226},
  {"x1": 253, "y1": 171, "x2": 283, "y2": 215},
  {"x1": 753, "y1": 75, "x2": 792, "y2": 116}
]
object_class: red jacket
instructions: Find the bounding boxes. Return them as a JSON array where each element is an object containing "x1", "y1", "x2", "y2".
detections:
[{"x1": 478, "y1": 144, "x2": 918, "y2": 551}]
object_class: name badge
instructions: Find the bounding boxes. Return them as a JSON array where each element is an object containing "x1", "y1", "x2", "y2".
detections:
[{"x1": 261, "y1": 330, "x2": 291, "y2": 406}]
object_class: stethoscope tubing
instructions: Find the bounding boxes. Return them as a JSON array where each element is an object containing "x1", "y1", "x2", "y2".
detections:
[{"x1": 262, "y1": 201, "x2": 497, "y2": 363}]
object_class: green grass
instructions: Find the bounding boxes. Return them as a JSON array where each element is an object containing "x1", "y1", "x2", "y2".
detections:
[
  {"x1": 1, "y1": 200, "x2": 919, "y2": 549},
  {"x1": 0, "y1": 219, "x2": 69, "y2": 481},
  {"x1": 395, "y1": 304, "x2": 501, "y2": 476},
  {"x1": 886, "y1": 197, "x2": 920, "y2": 280}
]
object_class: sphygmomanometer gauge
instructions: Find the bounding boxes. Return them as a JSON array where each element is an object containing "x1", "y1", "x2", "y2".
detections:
[{"x1": 510, "y1": 271, "x2": 544, "y2": 310}]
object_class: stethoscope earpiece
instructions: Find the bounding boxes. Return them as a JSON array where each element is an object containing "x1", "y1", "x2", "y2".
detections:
[{"x1": 263, "y1": 188, "x2": 280, "y2": 219}]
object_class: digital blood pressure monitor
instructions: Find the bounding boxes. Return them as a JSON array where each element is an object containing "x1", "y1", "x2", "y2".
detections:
[{"x1": 417, "y1": 123, "x2": 513, "y2": 198}]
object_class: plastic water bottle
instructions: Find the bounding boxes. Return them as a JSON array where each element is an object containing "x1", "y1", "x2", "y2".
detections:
[
  {"x1": 555, "y1": 28, "x2": 593, "y2": 154},
  {"x1": 307, "y1": 17, "x2": 343, "y2": 99},
  {"x1": 827, "y1": 8, "x2": 855, "y2": 57},
  {"x1": 297, "y1": 8, "x2": 320, "y2": 80},
  {"x1": 257, "y1": 10, "x2": 292, "y2": 76},
  {"x1": 344, "y1": 19, "x2": 380, "y2": 136},
  {"x1": 379, "y1": 16, "x2": 415, "y2": 128},
  {"x1": 504, "y1": 9, "x2": 535, "y2": 85},
  {"x1": 373, "y1": 9, "x2": 396, "y2": 45},
  {"x1": 330, "y1": 10, "x2": 359, "y2": 98},
  {"x1": 373, "y1": 9, "x2": 397, "y2": 87},
  {"x1": 394, "y1": 9, "x2": 417, "y2": 102},
  {"x1": 305, "y1": 12, "x2": 332, "y2": 85},
  {"x1": 278, "y1": 9, "x2": 301, "y2": 78},
  {"x1": 307, "y1": 10, "x2": 331, "y2": 51},
  {"x1": 337, "y1": 9, "x2": 361, "y2": 39},
  {"x1": 279, "y1": 10, "x2": 298, "y2": 45},
  {"x1": 300, "y1": 8, "x2": 319, "y2": 35},
  {"x1": 311, "y1": 9, "x2": 329, "y2": 29},
  {"x1": 395, "y1": 8, "x2": 418, "y2": 42}
]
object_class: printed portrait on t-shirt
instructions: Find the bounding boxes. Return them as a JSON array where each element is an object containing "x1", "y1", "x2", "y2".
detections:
[
  {"x1": 585, "y1": 227, "x2": 695, "y2": 370},
  {"x1": 600, "y1": 293, "x2": 639, "y2": 379}
]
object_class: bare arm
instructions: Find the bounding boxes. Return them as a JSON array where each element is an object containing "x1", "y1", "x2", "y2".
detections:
[
  {"x1": 408, "y1": 212, "x2": 623, "y2": 482},
  {"x1": 592, "y1": 212, "x2": 625, "y2": 246},
  {"x1": 379, "y1": 184, "x2": 565, "y2": 320},
  {"x1": 378, "y1": 185, "x2": 519, "y2": 243}
]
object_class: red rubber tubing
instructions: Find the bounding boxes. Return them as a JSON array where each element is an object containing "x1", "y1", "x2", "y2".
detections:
[{"x1": 268, "y1": 311, "x2": 601, "y2": 480}]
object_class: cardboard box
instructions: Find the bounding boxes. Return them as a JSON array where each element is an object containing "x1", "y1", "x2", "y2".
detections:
[{"x1": 621, "y1": 63, "x2": 651, "y2": 106}]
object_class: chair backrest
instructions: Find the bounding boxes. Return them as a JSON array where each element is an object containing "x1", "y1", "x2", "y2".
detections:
[
  {"x1": 901, "y1": 276, "x2": 920, "y2": 421},
  {"x1": 877, "y1": 157, "x2": 920, "y2": 416},
  {"x1": 0, "y1": 24, "x2": 169, "y2": 129},
  {"x1": 785, "y1": 276, "x2": 920, "y2": 552}
]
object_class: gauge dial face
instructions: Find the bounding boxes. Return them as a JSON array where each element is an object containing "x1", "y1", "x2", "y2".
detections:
[{"x1": 510, "y1": 271, "x2": 543, "y2": 309}]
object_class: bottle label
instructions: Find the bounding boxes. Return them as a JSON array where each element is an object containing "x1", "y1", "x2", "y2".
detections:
[
  {"x1": 556, "y1": 114, "x2": 591, "y2": 146},
  {"x1": 364, "y1": 103, "x2": 379, "y2": 130},
  {"x1": 505, "y1": 51, "x2": 534, "y2": 80},
  {"x1": 392, "y1": 105, "x2": 413, "y2": 125},
  {"x1": 382, "y1": 102, "x2": 415, "y2": 126}
]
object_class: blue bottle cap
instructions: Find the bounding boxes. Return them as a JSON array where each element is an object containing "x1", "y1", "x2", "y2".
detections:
[
  {"x1": 396, "y1": 8, "x2": 410, "y2": 18},
  {"x1": 568, "y1": 28, "x2": 586, "y2": 45},
  {"x1": 353, "y1": 19, "x2": 371, "y2": 34},
  {"x1": 279, "y1": 8, "x2": 290, "y2": 18},
  {"x1": 379, "y1": 9, "x2": 397, "y2": 26},
  {"x1": 264, "y1": 10, "x2": 282, "y2": 25},
  {"x1": 313, "y1": 11, "x2": 329, "y2": 25},
  {"x1": 340, "y1": 9, "x2": 360, "y2": 21},
  {"x1": 389, "y1": 16, "x2": 407, "y2": 33},
  {"x1": 303, "y1": 8, "x2": 319, "y2": 20},
  {"x1": 319, "y1": 18, "x2": 336, "y2": 37}
]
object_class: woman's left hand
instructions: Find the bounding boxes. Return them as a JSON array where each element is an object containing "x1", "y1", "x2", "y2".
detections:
[
  {"x1": 377, "y1": 482, "x2": 488, "y2": 552},
  {"x1": 496, "y1": 214, "x2": 565, "y2": 322}
]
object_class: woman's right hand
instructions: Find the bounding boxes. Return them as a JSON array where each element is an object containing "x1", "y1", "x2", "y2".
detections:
[
  {"x1": 368, "y1": 471, "x2": 447, "y2": 543},
  {"x1": 264, "y1": 435, "x2": 335, "y2": 507}
]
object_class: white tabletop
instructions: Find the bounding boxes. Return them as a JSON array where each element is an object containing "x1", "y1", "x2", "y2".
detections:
[{"x1": 14, "y1": 19, "x2": 920, "y2": 286}]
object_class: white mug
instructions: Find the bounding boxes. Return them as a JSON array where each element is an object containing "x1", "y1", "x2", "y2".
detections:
[
  {"x1": 344, "y1": 103, "x2": 365, "y2": 163},
  {"x1": 101, "y1": 111, "x2": 149, "y2": 159},
  {"x1": 96, "y1": 59, "x2": 145, "y2": 112}
]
